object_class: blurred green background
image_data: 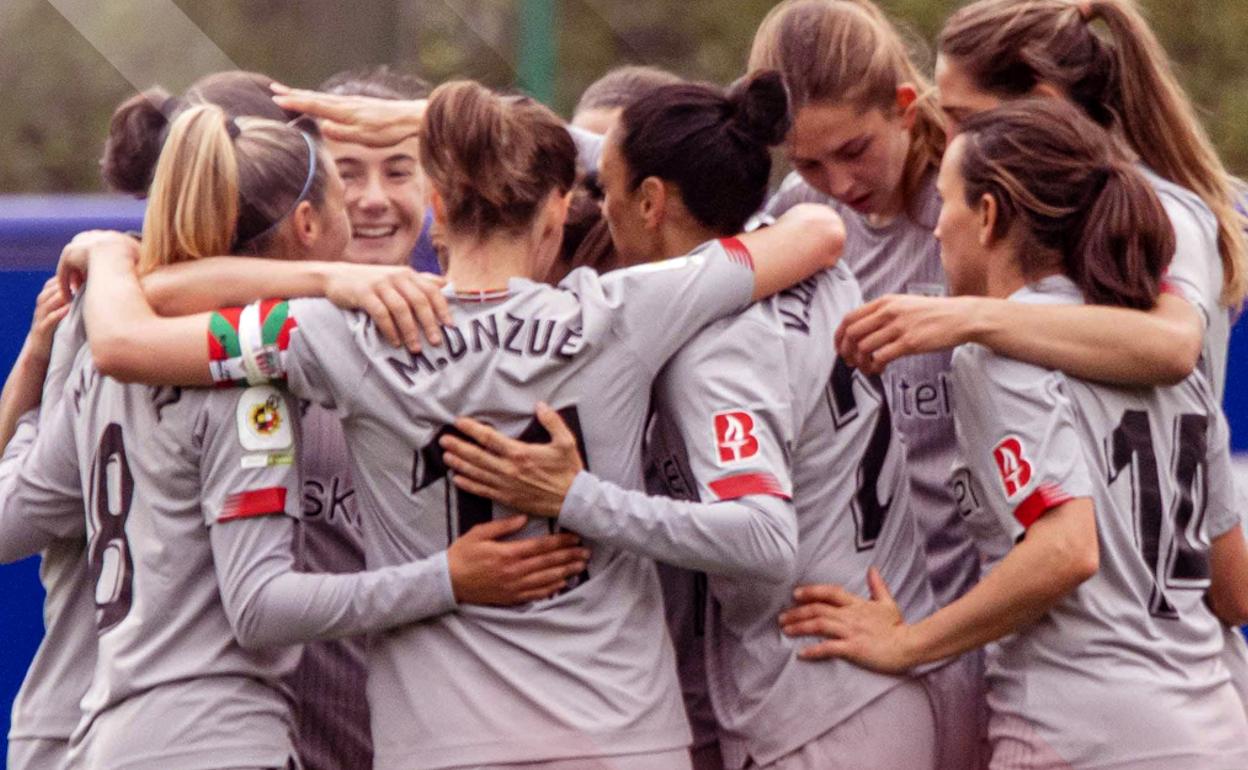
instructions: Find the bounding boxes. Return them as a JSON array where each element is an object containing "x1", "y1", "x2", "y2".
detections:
[{"x1": 2, "y1": 0, "x2": 1245, "y2": 193}]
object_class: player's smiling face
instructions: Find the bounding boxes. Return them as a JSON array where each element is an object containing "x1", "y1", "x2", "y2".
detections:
[
  {"x1": 324, "y1": 135, "x2": 427, "y2": 266},
  {"x1": 933, "y1": 136, "x2": 990, "y2": 297},
  {"x1": 787, "y1": 100, "x2": 911, "y2": 219}
]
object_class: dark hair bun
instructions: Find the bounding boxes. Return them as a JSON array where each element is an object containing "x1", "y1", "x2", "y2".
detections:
[
  {"x1": 101, "y1": 87, "x2": 172, "y2": 196},
  {"x1": 728, "y1": 70, "x2": 791, "y2": 147}
]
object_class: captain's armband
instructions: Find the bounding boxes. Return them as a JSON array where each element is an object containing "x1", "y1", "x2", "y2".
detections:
[{"x1": 208, "y1": 300, "x2": 297, "y2": 387}]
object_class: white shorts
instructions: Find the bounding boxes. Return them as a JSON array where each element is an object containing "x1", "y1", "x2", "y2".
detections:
[
  {"x1": 477, "y1": 749, "x2": 694, "y2": 770},
  {"x1": 7, "y1": 736, "x2": 72, "y2": 770},
  {"x1": 747, "y1": 677, "x2": 937, "y2": 770}
]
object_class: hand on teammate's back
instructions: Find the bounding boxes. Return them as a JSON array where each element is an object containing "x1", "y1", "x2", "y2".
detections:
[
  {"x1": 447, "y1": 515, "x2": 590, "y2": 605},
  {"x1": 272, "y1": 82, "x2": 426, "y2": 148},
  {"x1": 323, "y1": 263, "x2": 451, "y2": 352},
  {"x1": 26, "y1": 277, "x2": 71, "y2": 362},
  {"x1": 778, "y1": 567, "x2": 914, "y2": 674},
  {"x1": 439, "y1": 403, "x2": 584, "y2": 519}
]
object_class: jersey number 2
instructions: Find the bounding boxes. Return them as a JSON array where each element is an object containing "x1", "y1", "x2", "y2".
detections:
[
  {"x1": 1107, "y1": 410, "x2": 1209, "y2": 619},
  {"x1": 89, "y1": 423, "x2": 136, "y2": 631}
]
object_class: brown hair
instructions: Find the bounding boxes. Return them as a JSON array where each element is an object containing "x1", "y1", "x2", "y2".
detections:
[
  {"x1": 101, "y1": 70, "x2": 296, "y2": 197},
  {"x1": 939, "y1": 0, "x2": 1247, "y2": 306},
  {"x1": 545, "y1": 189, "x2": 623, "y2": 284},
  {"x1": 419, "y1": 81, "x2": 576, "y2": 238},
  {"x1": 957, "y1": 99, "x2": 1173, "y2": 310},
  {"x1": 574, "y1": 65, "x2": 684, "y2": 115},
  {"x1": 319, "y1": 64, "x2": 431, "y2": 100},
  {"x1": 139, "y1": 104, "x2": 330, "y2": 273},
  {"x1": 748, "y1": 0, "x2": 947, "y2": 217}
]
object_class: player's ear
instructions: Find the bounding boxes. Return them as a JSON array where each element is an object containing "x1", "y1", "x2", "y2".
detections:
[
  {"x1": 977, "y1": 192, "x2": 999, "y2": 247},
  {"x1": 290, "y1": 200, "x2": 320, "y2": 249},
  {"x1": 638, "y1": 176, "x2": 666, "y2": 230},
  {"x1": 430, "y1": 189, "x2": 448, "y2": 227}
]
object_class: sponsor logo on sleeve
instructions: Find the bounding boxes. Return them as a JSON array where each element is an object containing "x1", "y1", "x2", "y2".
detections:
[
  {"x1": 713, "y1": 410, "x2": 760, "y2": 466},
  {"x1": 236, "y1": 385, "x2": 293, "y2": 452},
  {"x1": 992, "y1": 436, "x2": 1033, "y2": 500}
]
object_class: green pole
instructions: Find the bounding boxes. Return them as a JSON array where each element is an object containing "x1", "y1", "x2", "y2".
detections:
[{"x1": 517, "y1": 0, "x2": 557, "y2": 104}]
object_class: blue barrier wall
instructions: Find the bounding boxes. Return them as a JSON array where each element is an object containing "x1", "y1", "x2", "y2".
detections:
[
  {"x1": 0, "y1": 195, "x2": 1245, "y2": 759},
  {"x1": 0, "y1": 196, "x2": 144, "y2": 758}
]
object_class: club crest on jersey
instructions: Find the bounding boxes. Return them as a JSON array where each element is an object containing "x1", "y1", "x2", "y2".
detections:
[
  {"x1": 236, "y1": 385, "x2": 293, "y2": 452},
  {"x1": 992, "y1": 436, "x2": 1032, "y2": 499},
  {"x1": 713, "y1": 410, "x2": 760, "y2": 466}
]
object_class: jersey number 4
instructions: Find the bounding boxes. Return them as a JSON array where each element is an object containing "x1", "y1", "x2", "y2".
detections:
[
  {"x1": 1107, "y1": 410, "x2": 1209, "y2": 619},
  {"x1": 88, "y1": 423, "x2": 136, "y2": 631}
]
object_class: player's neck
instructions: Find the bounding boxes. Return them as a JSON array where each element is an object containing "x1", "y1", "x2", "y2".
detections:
[
  {"x1": 443, "y1": 230, "x2": 536, "y2": 291},
  {"x1": 658, "y1": 223, "x2": 718, "y2": 263}
]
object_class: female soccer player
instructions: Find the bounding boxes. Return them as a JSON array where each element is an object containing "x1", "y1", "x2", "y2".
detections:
[
  {"x1": 749, "y1": 0, "x2": 978, "y2": 615},
  {"x1": 1, "y1": 106, "x2": 592, "y2": 770},
  {"x1": 319, "y1": 65, "x2": 440, "y2": 273},
  {"x1": 840, "y1": 0, "x2": 1244, "y2": 396},
  {"x1": 782, "y1": 99, "x2": 1248, "y2": 770},
  {"x1": 835, "y1": 0, "x2": 1248, "y2": 717},
  {"x1": 67, "y1": 80, "x2": 845, "y2": 769},
  {"x1": 437, "y1": 73, "x2": 950, "y2": 770}
]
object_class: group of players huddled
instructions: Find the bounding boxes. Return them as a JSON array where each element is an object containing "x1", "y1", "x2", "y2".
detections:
[{"x1": 3, "y1": 0, "x2": 1248, "y2": 768}]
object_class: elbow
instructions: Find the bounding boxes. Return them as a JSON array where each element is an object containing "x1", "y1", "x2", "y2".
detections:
[
  {"x1": 230, "y1": 609, "x2": 289, "y2": 651},
  {"x1": 1052, "y1": 531, "x2": 1099, "y2": 590},
  {"x1": 89, "y1": 333, "x2": 145, "y2": 382},
  {"x1": 788, "y1": 203, "x2": 846, "y2": 269},
  {"x1": 1158, "y1": 333, "x2": 1200, "y2": 385},
  {"x1": 1210, "y1": 590, "x2": 1248, "y2": 628}
]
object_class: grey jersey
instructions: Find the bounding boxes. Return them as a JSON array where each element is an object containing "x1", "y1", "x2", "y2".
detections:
[
  {"x1": 951, "y1": 276, "x2": 1248, "y2": 768},
  {"x1": 9, "y1": 349, "x2": 305, "y2": 770},
  {"x1": 716, "y1": 266, "x2": 937, "y2": 768},
  {"x1": 278, "y1": 238, "x2": 755, "y2": 769},
  {"x1": 7, "y1": 302, "x2": 95, "y2": 752},
  {"x1": 1139, "y1": 166, "x2": 1230, "y2": 397},
  {"x1": 284, "y1": 401, "x2": 371, "y2": 770},
  {"x1": 767, "y1": 173, "x2": 976, "y2": 608}
]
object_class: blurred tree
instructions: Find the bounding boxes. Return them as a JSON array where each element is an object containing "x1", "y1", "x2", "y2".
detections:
[{"x1": 0, "y1": 0, "x2": 1244, "y2": 193}]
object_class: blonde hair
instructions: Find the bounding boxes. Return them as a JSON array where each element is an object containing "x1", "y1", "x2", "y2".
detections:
[
  {"x1": 748, "y1": 0, "x2": 947, "y2": 218},
  {"x1": 139, "y1": 105, "x2": 328, "y2": 274},
  {"x1": 940, "y1": 0, "x2": 1248, "y2": 306}
]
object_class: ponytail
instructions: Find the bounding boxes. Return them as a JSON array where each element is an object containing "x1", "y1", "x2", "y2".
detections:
[
  {"x1": 139, "y1": 105, "x2": 241, "y2": 274},
  {"x1": 139, "y1": 104, "x2": 329, "y2": 273},
  {"x1": 617, "y1": 70, "x2": 790, "y2": 235},
  {"x1": 958, "y1": 99, "x2": 1172, "y2": 310},
  {"x1": 420, "y1": 81, "x2": 576, "y2": 237},
  {"x1": 1070, "y1": 163, "x2": 1171, "y2": 309},
  {"x1": 940, "y1": 0, "x2": 1247, "y2": 306}
]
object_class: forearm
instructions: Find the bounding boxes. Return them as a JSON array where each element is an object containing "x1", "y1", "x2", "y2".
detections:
[
  {"x1": 84, "y1": 249, "x2": 214, "y2": 385},
  {"x1": 902, "y1": 504, "x2": 1097, "y2": 666},
  {"x1": 142, "y1": 258, "x2": 334, "y2": 316},
  {"x1": 972, "y1": 293, "x2": 1201, "y2": 386},
  {"x1": 0, "y1": 343, "x2": 50, "y2": 450},
  {"x1": 740, "y1": 204, "x2": 845, "y2": 301},
  {"x1": 558, "y1": 471, "x2": 797, "y2": 582},
  {"x1": 0, "y1": 414, "x2": 56, "y2": 563},
  {"x1": 231, "y1": 557, "x2": 459, "y2": 648}
]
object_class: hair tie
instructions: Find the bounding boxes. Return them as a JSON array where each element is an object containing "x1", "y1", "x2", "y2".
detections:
[{"x1": 225, "y1": 117, "x2": 242, "y2": 141}]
